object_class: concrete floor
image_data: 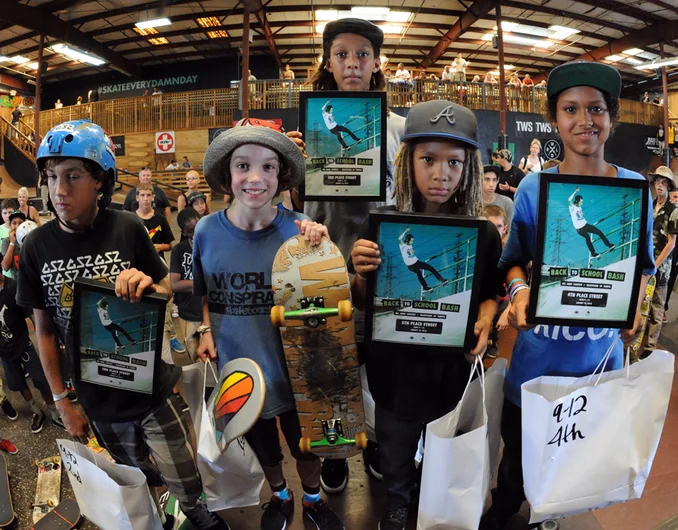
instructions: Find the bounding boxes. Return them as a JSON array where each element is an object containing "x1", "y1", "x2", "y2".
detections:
[{"x1": 2, "y1": 201, "x2": 678, "y2": 529}]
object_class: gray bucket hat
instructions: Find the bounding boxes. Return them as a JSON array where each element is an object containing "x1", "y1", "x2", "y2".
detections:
[{"x1": 203, "y1": 126, "x2": 305, "y2": 194}]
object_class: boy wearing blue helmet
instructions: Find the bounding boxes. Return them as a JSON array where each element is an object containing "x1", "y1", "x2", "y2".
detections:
[{"x1": 17, "y1": 120, "x2": 230, "y2": 530}]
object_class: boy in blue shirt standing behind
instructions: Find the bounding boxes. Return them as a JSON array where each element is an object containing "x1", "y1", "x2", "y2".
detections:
[{"x1": 194, "y1": 122, "x2": 343, "y2": 530}]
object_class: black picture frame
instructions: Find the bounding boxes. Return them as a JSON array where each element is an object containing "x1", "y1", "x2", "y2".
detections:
[
  {"x1": 364, "y1": 211, "x2": 487, "y2": 354},
  {"x1": 298, "y1": 91, "x2": 387, "y2": 202},
  {"x1": 73, "y1": 278, "x2": 167, "y2": 394},
  {"x1": 528, "y1": 173, "x2": 649, "y2": 328}
]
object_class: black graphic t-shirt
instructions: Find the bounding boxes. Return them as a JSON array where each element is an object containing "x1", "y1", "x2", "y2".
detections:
[
  {"x1": 169, "y1": 240, "x2": 202, "y2": 322},
  {"x1": 652, "y1": 199, "x2": 678, "y2": 283},
  {"x1": 141, "y1": 214, "x2": 174, "y2": 261},
  {"x1": 0, "y1": 278, "x2": 30, "y2": 361},
  {"x1": 496, "y1": 165, "x2": 525, "y2": 201},
  {"x1": 17, "y1": 210, "x2": 180, "y2": 422}
]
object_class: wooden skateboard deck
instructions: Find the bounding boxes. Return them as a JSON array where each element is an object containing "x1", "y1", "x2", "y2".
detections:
[
  {"x1": 30, "y1": 499, "x2": 81, "y2": 530},
  {"x1": 33, "y1": 456, "x2": 62, "y2": 523},
  {"x1": 207, "y1": 358, "x2": 266, "y2": 451},
  {"x1": 272, "y1": 235, "x2": 366, "y2": 458},
  {"x1": 630, "y1": 275, "x2": 656, "y2": 362},
  {"x1": 0, "y1": 454, "x2": 13, "y2": 527}
]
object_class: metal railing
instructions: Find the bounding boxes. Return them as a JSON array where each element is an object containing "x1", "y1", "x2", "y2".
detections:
[{"x1": 25, "y1": 79, "x2": 663, "y2": 137}]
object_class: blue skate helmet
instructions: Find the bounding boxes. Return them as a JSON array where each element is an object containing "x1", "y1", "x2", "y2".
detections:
[{"x1": 36, "y1": 120, "x2": 116, "y2": 208}]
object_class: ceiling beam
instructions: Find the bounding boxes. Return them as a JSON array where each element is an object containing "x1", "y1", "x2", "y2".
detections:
[
  {"x1": 0, "y1": 0, "x2": 140, "y2": 76},
  {"x1": 642, "y1": 0, "x2": 678, "y2": 16},
  {"x1": 576, "y1": 19, "x2": 678, "y2": 61},
  {"x1": 566, "y1": 0, "x2": 663, "y2": 25},
  {"x1": 243, "y1": 0, "x2": 282, "y2": 68}
]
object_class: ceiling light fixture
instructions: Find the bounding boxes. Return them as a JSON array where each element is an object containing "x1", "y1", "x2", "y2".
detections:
[
  {"x1": 623, "y1": 48, "x2": 643, "y2": 56},
  {"x1": 9, "y1": 56, "x2": 29, "y2": 64},
  {"x1": 315, "y1": 10, "x2": 338, "y2": 20},
  {"x1": 132, "y1": 27, "x2": 169, "y2": 45},
  {"x1": 635, "y1": 57, "x2": 678, "y2": 70},
  {"x1": 605, "y1": 55, "x2": 622, "y2": 62},
  {"x1": 503, "y1": 34, "x2": 553, "y2": 48},
  {"x1": 379, "y1": 24, "x2": 404, "y2": 35},
  {"x1": 51, "y1": 44, "x2": 106, "y2": 66},
  {"x1": 351, "y1": 7, "x2": 390, "y2": 18},
  {"x1": 386, "y1": 11, "x2": 412, "y2": 22},
  {"x1": 624, "y1": 57, "x2": 643, "y2": 65},
  {"x1": 548, "y1": 25, "x2": 581, "y2": 39},
  {"x1": 492, "y1": 22, "x2": 519, "y2": 32},
  {"x1": 135, "y1": 17, "x2": 172, "y2": 30}
]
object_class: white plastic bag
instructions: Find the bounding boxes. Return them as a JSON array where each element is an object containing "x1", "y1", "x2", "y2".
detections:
[
  {"x1": 521, "y1": 346, "x2": 674, "y2": 523},
  {"x1": 417, "y1": 358, "x2": 507, "y2": 530},
  {"x1": 58, "y1": 438, "x2": 162, "y2": 530},
  {"x1": 182, "y1": 361, "x2": 265, "y2": 511}
]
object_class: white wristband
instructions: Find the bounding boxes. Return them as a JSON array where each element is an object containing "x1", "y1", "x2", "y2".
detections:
[{"x1": 52, "y1": 389, "x2": 69, "y2": 402}]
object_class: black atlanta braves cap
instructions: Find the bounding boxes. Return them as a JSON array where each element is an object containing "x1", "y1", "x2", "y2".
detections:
[
  {"x1": 547, "y1": 61, "x2": 621, "y2": 99},
  {"x1": 323, "y1": 18, "x2": 384, "y2": 51},
  {"x1": 401, "y1": 99, "x2": 481, "y2": 149}
]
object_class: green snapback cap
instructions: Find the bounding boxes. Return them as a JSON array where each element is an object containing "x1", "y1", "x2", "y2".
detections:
[{"x1": 547, "y1": 61, "x2": 621, "y2": 99}]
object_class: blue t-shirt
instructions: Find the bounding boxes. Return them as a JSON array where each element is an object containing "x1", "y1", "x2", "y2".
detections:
[
  {"x1": 499, "y1": 166, "x2": 656, "y2": 406},
  {"x1": 192, "y1": 209, "x2": 309, "y2": 419}
]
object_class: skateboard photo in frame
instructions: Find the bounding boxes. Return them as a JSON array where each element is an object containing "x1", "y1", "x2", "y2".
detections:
[
  {"x1": 365, "y1": 211, "x2": 486, "y2": 353},
  {"x1": 73, "y1": 278, "x2": 166, "y2": 394},
  {"x1": 299, "y1": 91, "x2": 387, "y2": 201},
  {"x1": 529, "y1": 173, "x2": 649, "y2": 328}
]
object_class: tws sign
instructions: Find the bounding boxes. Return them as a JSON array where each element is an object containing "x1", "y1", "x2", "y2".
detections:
[{"x1": 515, "y1": 118, "x2": 554, "y2": 137}]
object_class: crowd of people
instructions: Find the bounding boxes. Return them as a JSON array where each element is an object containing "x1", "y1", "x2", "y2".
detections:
[{"x1": 0, "y1": 16, "x2": 671, "y2": 530}]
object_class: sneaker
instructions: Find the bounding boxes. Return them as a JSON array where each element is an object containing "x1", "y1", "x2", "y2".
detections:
[
  {"x1": 50, "y1": 415, "x2": 67, "y2": 431},
  {"x1": 423, "y1": 287, "x2": 433, "y2": 293},
  {"x1": 31, "y1": 411, "x2": 46, "y2": 434},
  {"x1": 171, "y1": 304, "x2": 179, "y2": 318},
  {"x1": 320, "y1": 458, "x2": 349, "y2": 494},
  {"x1": 363, "y1": 441, "x2": 382, "y2": 481},
  {"x1": 378, "y1": 506, "x2": 408, "y2": 530},
  {"x1": 591, "y1": 252, "x2": 600, "y2": 259},
  {"x1": 183, "y1": 502, "x2": 230, "y2": 530},
  {"x1": 0, "y1": 439, "x2": 17, "y2": 455},
  {"x1": 663, "y1": 313, "x2": 669, "y2": 323},
  {"x1": 170, "y1": 337, "x2": 186, "y2": 353},
  {"x1": 261, "y1": 493, "x2": 294, "y2": 530},
  {"x1": 0, "y1": 399, "x2": 17, "y2": 421},
  {"x1": 486, "y1": 345, "x2": 499, "y2": 359},
  {"x1": 303, "y1": 498, "x2": 344, "y2": 530},
  {"x1": 162, "y1": 514, "x2": 175, "y2": 530}
]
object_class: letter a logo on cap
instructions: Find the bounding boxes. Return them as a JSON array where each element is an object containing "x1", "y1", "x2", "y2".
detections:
[{"x1": 430, "y1": 106, "x2": 456, "y2": 125}]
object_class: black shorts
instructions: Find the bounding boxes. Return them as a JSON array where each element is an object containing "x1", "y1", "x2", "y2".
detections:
[{"x1": 2, "y1": 341, "x2": 49, "y2": 393}]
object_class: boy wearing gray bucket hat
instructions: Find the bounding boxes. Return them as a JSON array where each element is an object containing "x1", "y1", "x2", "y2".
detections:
[{"x1": 196, "y1": 123, "x2": 345, "y2": 530}]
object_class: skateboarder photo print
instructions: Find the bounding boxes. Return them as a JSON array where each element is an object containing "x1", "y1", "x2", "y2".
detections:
[
  {"x1": 73, "y1": 278, "x2": 166, "y2": 394},
  {"x1": 364, "y1": 211, "x2": 487, "y2": 351},
  {"x1": 299, "y1": 91, "x2": 387, "y2": 201},
  {"x1": 529, "y1": 173, "x2": 648, "y2": 327}
]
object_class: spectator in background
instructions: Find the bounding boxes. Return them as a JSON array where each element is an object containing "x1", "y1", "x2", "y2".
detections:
[
  {"x1": 143, "y1": 89, "x2": 149, "y2": 96},
  {"x1": 518, "y1": 139, "x2": 545, "y2": 174},
  {"x1": 87, "y1": 89, "x2": 99, "y2": 102},
  {"x1": 428, "y1": 73, "x2": 439, "y2": 80},
  {"x1": 484, "y1": 71, "x2": 498, "y2": 84},
  {"x1": 186, "y1": 192, "x2": 208, "y2": 217},
  {"x1": 472, "y1": 75, "x2": 481, "y2": 83},
  {"x1": 76, "y1": 96, "x2": 83, "y2": 105},
  {"x1": 54, "y1": 99, "x2": 63, "y2": 109},
  {"x1": 394, "y1": 63, "x2": 411, "y2": 83},
  {"x1": 643, "y1": 92, "x2": 650, "y2": 103},
  {"x1": 658, "y1": 124, "x2": 665, "y2": 151},
  {"x1": 482, "y1": 166, "x2": 514, "y2": 227},
  {"x1": 122, "y1": 168, "x2": 171, "y2": 221},
  {"x1": 495, "y1": 149, "x2": 524, "y2": 201},
  {"x1": 452, "y1": 52, "x2": 469, "y2": 82},
  {"x1": 165, "y1": 158, "x2": 181, "y2": 171},
  {"x1": 522, "y1": 73, "x2": 534, "y2": 86},
  {"x1": 441, "y1": 65, "x2": 452, "y2": 80},
  {"x1": 248, "y1": 69, "x2": 257, "y2": 82},
  {"x1": 17, "y1": 187, "x2": 40, "y2": 225},
  {"x1": 384, "y1": 68, "x2": 393, "y2": 79},
  {"x1": 537, "y1": 80, "x2": 547, "y2": 87},
  {"x1": 508, "y1": 73, "x2": 522, "y2": 87},
  {"x1": 177, "y1": 170, "x2": 213, "y2": 214},
  {"x1": 10, "y1": 108, "x2": 21, "y2": 126},
  {"x1": 281, "y1": 63, "x2": 295, "y2": 80},
  {"x1": 182, "y1": 156, "x2": 192, "y2": 169}
]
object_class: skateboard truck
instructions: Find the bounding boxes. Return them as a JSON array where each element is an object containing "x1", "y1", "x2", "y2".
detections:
[
  {"x1": 299, "y1": 419, "x2": 368, "y2": 453},
  {"x1": 271, "y1": 298, "x2": 353, "y2": 328}
]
